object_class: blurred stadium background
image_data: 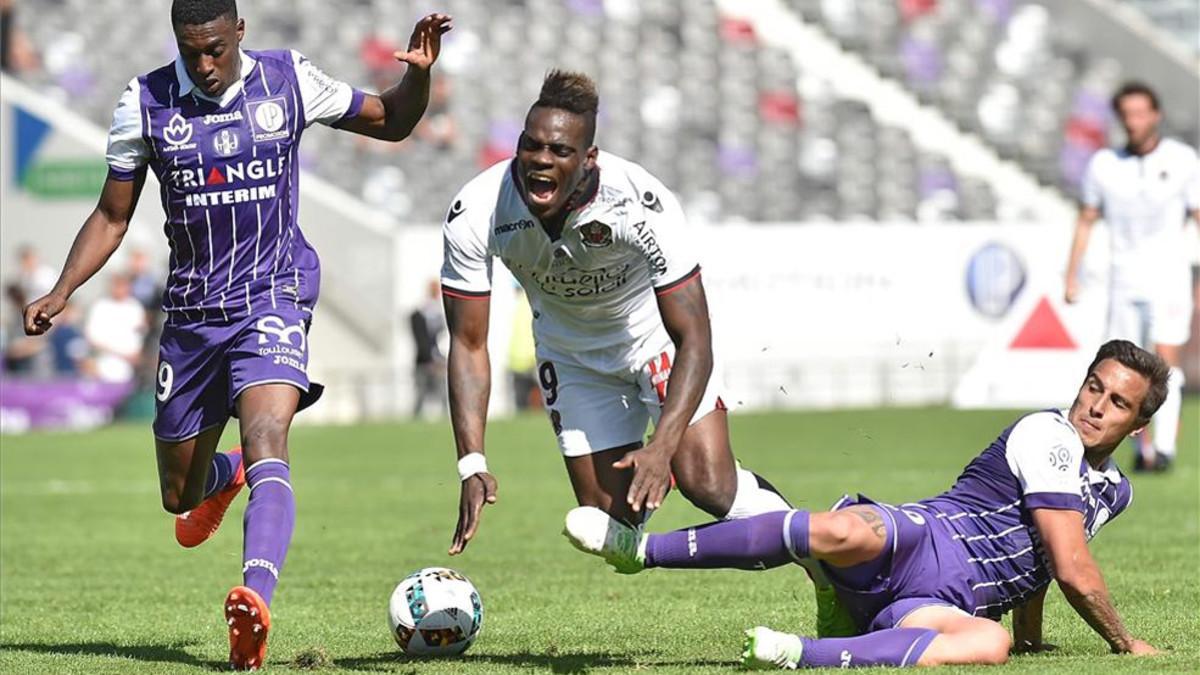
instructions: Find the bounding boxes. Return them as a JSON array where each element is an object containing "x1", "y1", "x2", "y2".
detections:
[{"x1": 1, "y1": 0, "x2": 1198, "y2": 431}]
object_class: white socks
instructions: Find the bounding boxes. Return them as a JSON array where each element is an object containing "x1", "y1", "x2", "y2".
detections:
[
  {"x1": 1153, "y1": 367, "x2": 1185, "y2": 457},
  {"x1": 725, "y1": 467, "x2": 792, "y2": 520}
]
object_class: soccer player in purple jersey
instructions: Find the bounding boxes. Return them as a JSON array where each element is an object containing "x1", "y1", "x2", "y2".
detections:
[
  {"x1": 566, "y1": 340, "x2": 1168, "y2": 668},
  {"x1": 21, "y1": 0, "x2": 450, "y2": 668}
]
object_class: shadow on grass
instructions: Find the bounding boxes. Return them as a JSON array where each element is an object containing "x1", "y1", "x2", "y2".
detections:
[
  {"x1": 336, "y1": 650, "x2": 734, "y2": 673},
  {"x1": 0, "y1": 640, "x2": 223, "y2": 670}
]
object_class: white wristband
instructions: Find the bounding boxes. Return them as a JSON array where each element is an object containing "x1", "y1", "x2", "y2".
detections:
[{"x1": 457, "y1": 453, "x2": 488, "y2": 481}]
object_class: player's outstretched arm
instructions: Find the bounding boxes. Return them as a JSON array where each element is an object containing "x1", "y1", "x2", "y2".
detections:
[
  {"x1": 444, "y1": 293, "x2": 497, "y2": 555},
  {"x1": 23, "y1": 171, "x2": 146, "y2": 335},
  {"x1": 337, "y1": 13, "x2": 452, "y2": 142},
  {"x1": 1031, "y1": 508, "x2": 1156, "y2": 655},
  {"x1": 615, "y1": 275, "x2": 713, "y2": 513},
  {"x1": 1011, "y1": 586, "x2": 1055, "y2": 654},
  {"x1": 1063, "y1": 206, "x2": 1099, "y2": 304}
]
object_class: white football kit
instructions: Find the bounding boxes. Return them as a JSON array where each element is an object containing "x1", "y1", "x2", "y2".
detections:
[
  {"x1": 1081, "y1": 137, "x2": 1200, "y2": 347},
  {"x1": 441, "y1": 152, "x2": 722, "y2": 456}
]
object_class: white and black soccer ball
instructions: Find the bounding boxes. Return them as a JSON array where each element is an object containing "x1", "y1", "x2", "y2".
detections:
[{"x1": 388, "y1": 567, "x2": 482, "y2": 656}]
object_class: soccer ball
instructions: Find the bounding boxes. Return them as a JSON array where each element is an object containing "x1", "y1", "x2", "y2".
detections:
[{"x1": 388, "y1": 567, "x2": 482, "y2": 656}]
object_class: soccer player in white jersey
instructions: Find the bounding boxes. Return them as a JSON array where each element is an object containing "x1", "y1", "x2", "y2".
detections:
[
  {"x1": 1065, "y1": 81, "x2": 1200, "y2": 472},
  {"x1": 22, "y1": 1, "x2": 450, "y2": 668},
  {"x1": 440, "y1": 71, "x2": 795, "y2": 558}
]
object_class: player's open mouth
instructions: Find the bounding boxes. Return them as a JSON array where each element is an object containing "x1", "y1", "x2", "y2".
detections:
[{"x1": 526, "y1": 174, "x2": 558, "y2": 206}]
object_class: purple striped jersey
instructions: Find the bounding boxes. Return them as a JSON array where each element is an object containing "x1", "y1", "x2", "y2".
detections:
[
  {"x1": 105, "y1": 49, "x2": 365, "y2": 322},
  {"x1": 913, "y1": 409, "x2": 1133, "y2": 618}
]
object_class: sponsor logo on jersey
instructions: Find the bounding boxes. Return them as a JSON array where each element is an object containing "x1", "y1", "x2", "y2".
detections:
[
  {"x1": 494, "y1": 218, "x2": 535, "y2": 234},
  {"x1": 446, "y1": 199, "x2": 466, "y2": 223},
  {"x1": 184, "y1": 185, "x2": 278, "y2": 207},
  {"x1": 640, "y1": 190, "x2": 663, "y2": 212},
  {"x1": 630, "y1": 220, "x2": 668, "y2": 275},
  {"x1": 529, "y1": 262, "x2": 632, "y2": 299},
  {"x1": 169, "y1": 156, "x2": 287, "y2": 190},
  {"x1": 162, "y1": 113, "x2": 197, "y2": 151},
  {"x1": 202, "y1": 111, "x2": 245, "y2": 125},
  {"x1": 578, "y1": 220, "x2": 613, "y2": 248},
  {"x1": 248, "y1": 97, "x2": 289, "y2": 142},
  {"x1": 211, "y1": 127, "x2": 241, "y2": 157}
]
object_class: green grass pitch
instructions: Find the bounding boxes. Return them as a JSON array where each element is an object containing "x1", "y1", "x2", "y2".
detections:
[{"x1": 2, "y1": 403, "x2": 1197, "y2": 673}]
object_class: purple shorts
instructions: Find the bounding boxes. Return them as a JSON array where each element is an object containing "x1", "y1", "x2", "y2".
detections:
[
  {"x1": 152, "y1": 307, "x2": 323, "y2": 442},
  {"x1": 822, "y1": 494, "x2": 977, "y2": 633}
]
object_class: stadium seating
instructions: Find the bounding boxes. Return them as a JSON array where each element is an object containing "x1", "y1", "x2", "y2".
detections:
[
  {"x1": 14, "y1": 0, "x2": 1196, "y2": 222},
  {"x1": 785, "y1": 0, "x2": 1199, "y2": 196}
]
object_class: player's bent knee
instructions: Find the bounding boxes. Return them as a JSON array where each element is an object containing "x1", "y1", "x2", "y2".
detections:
[
  {"x1": 980, "y1": 624, "x2": 1012, "y2": 665},
  {"x1": 238, "y1": 415, "x2": 290, "y2": 458},
  {"x1": 808, "y1": 512, "x2": 857, "y2": 555}
]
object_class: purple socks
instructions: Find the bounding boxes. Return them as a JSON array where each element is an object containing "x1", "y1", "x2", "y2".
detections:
[
  {"x1": 645, "y1": 510, "x2": 810, "y2": 570},
  {"x1": 203, "y1": 451, "x2": 241, "y2": 499},
  {"x1": 242, "y1": 458, "x2": 294, "y2": 606},
  {"x1": 800, "y1": 628, "x2": 938, "y2": 668}
]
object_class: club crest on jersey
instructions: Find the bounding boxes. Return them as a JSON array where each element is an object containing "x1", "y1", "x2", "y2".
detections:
[
  {"x1": 162, "y1": 113, "x2": 196, "y2": 150},
  {"x1": 248, "y1": 97, "x2": 289, "y2": 142},
  {"x1": 211, "y1": 128, "x2": 242, "y2": 157},
  {"x1": 578, "y1": 221, "x2": 613, "y2": 248}
]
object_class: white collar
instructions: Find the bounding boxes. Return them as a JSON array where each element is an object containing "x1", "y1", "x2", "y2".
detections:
[
  {"x1": 1086, "y1": 456, "x2": 1124, "y2": 485},
  {"x1": 174, "y1": 49, "x2": 255, "y2": 106}
]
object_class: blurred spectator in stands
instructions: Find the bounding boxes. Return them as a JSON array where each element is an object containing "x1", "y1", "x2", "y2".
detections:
[
  {"x1": 409, "y1": 279, "x2": 446, "y2": 418},
  {"x1": 127, "y1": 248, "x2": 161, "y2": 310},
  {"x1": 2, "y1": 245, "x2": 55, "y2": 374},
  {"x1": 508, "y1": 286, "x2": 538, "y2": 411},
  {"x1": 84, "y1": 274, "x2": 147, "y2": 383},
  {"x1": 3, "y1": 282, "x2": 45, "y2": 374},
  {"x1": 47, "y1": 302, "x2": 92, "y2": 377},
  {"x1": 0, "y1": 0, "x2": 39, "y2": 75},
  {"x1": 414, "y1": 76, "x2": 458, "y2": 151},
  {"x1": 9, "y1": 244, "x2": 56, "y2": 308}
]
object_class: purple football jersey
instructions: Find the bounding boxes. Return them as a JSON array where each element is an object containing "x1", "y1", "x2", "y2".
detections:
[
  {"x1": 913, "y1": 410, "x2": 1133, "y2": 618},
  {"x1": 106, "y1": 49, "x2": 365, "y2": 323}
]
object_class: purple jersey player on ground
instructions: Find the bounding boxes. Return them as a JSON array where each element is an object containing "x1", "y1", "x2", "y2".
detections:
[
  {"x1": 22, "y1": 0, "x2": 450, "y2": 669},
  {"x1": 565, "y1": 340, "x2": 1168, "y2": 668}
]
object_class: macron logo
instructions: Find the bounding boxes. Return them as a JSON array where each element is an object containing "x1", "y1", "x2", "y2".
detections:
[{"x1": 840, "y1": 650, "x2": 852, "y2": 667}]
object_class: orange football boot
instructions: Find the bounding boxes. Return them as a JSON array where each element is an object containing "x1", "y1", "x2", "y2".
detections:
[
  {"x1": 225, "y1": 585, "x2": 271, "y2": 670},
  {"x1": 175, "y1": 447, "x2": 245, "y2": 548}
]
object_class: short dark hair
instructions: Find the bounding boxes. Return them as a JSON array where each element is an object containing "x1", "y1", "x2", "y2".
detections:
[
  {"x1": 1086, "y1": 339, "x2": 1169, "y2": 423},
  {"x1": 171, "y1": 0, "x2": 237, "y2": 27},
  {"x1": 1111, "y1": 81, "x2": 1159, "y2": 114},
  {"x1": 532, "y1": 70, "x2": 599, "y2": 145}
]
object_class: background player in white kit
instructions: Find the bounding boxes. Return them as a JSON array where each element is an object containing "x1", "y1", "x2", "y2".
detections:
[
  {"x1": 1064, "y1": 81, "x2": 1200, "y2": 472},
  {"x1": 440, "y1": 71, "x2": 794, "y2": 557}
]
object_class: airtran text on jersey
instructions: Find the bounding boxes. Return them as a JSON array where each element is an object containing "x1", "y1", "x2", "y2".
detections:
[{"x1": 170, "y1": 156, "x2": 288, "y2": 190}]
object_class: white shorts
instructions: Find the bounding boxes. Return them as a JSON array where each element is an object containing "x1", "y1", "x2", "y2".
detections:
[
  {"x1": 1107, "y1": 286, "x2": 1194, "y2": 348},
  {"x1": 535, "y1": 339, "x2": 725, "y2": 457}
]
